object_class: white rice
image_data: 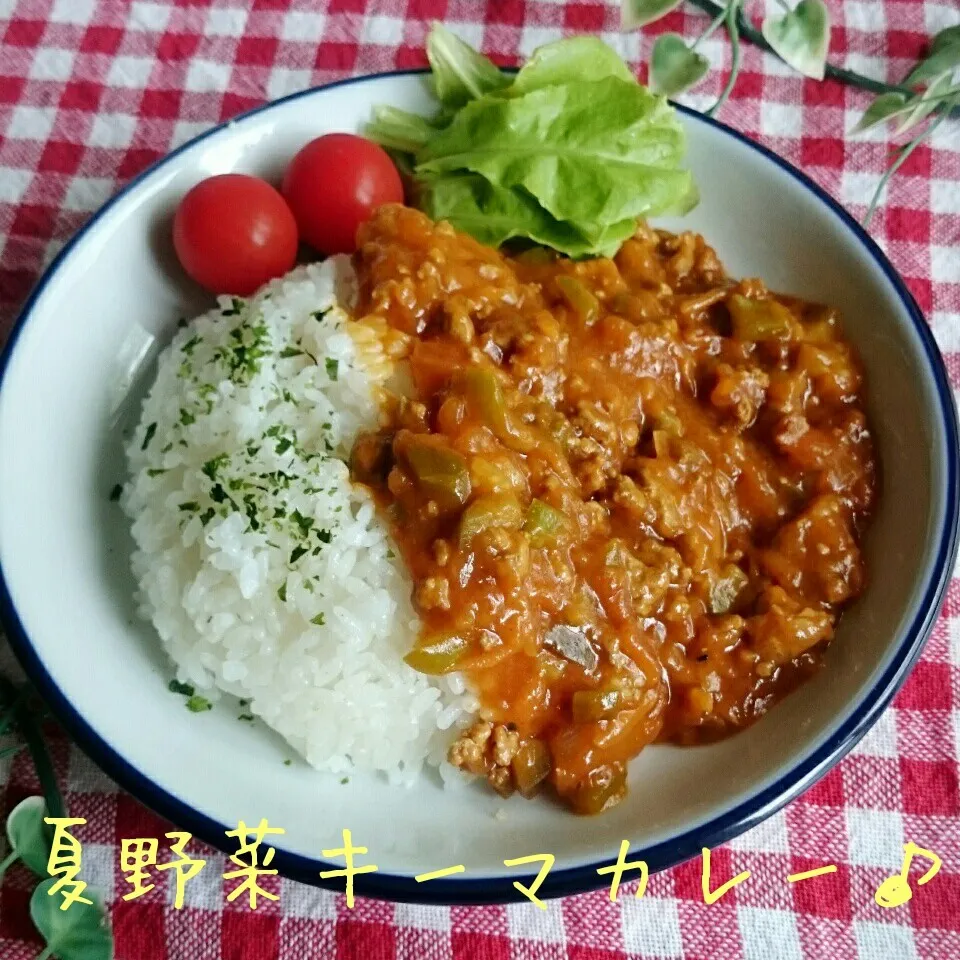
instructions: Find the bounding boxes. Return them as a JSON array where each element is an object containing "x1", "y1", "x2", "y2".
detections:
[{"x1": 123, "y1": 258, "x2": 476, "y2": 785}]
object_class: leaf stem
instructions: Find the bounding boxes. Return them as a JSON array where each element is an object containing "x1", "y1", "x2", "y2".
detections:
[
  {"x1": 0, "y1": 849, "x2": 20, "y2": 883},
  {"x1": 685, "y1": 0, "x2": 960, "y2": 118},
  {"x1": 706, "y1": 0, "x2": 741, "y2": 117},
  {"x1": 35, "y1": 947, "x2": 54, "y2": 960},
  {"x1": 0, "y1": 679, "x2": 64, "y2": 820},
  {"x1": 912, "y1": 84, "x2": 960, "y2": 105},
  {"x1": 13, "y1": 703, "x2": 65, "y2": 820},
  {"x1": 691, "y1": 5, "x2": 728, "y2": 52}
]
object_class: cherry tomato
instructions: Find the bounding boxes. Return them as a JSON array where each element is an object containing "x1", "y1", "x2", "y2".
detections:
[
  {"x1": 173, "y1": 174, "x2": 299, "y2": 296},
  {"x1": 282, "y1": 134, "x2": 404, "y2": 256}
]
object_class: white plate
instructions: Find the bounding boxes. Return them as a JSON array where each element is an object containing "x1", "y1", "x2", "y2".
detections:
[{"x1": 0, "y1": 71, "x2": 957, "y2": 904}]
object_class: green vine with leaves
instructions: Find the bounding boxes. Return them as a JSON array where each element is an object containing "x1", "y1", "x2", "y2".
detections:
[
  {"x1": 622, "y1": 0, "x2": 960, "y2": 223},
  {"x1": 0, "y1": 679, "x2": 113, "y2": 960}
]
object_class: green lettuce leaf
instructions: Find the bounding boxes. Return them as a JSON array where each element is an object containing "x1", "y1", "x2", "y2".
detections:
[
  {"x1": 426, "y1": 23, "x2": 510, "y2": 110},
  {"x1": 510, "y1": 36, "x2": 635, "y2": 93},
  {"x1": 650, "y1": 33, "x2": 710, "y2": 97},
  {"x1": 369, "y1": 26, "x2": 698, "y2": 259},
  {"x1": 905, "y1": 25, "x2": 960, "y2": 86},
  {"x1": 417, "y1": 77, "x2": 697, "y2": 227},
  {"x1": 366, "y1": 105, "x2": 438, "y2": 153},
  {"x1": 572, "y1": 217, "x2": 642, "y2": 257},
  {"x1": 421, "y1": 174, "x2": 636, "y2": 258}
]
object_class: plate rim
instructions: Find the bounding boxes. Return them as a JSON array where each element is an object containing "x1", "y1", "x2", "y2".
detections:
[{"x1": 0, "y1": 69, "x2": 957, "y2": 905}]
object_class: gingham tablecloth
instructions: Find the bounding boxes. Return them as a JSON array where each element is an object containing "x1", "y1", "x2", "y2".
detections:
[{"x1": 1, "y1": 1, "x2": 959, "y2": 958}]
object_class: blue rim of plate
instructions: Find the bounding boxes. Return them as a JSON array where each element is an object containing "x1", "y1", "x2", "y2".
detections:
[{"x1": 0, "y1": 70, "x2": 958, "y2": 906}]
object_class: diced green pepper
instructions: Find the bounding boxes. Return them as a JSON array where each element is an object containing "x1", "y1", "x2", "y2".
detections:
[
  {"x1": 556, "y1": 276, "x2": 600, "y2": 325},
  {"x1": 403, "y1": 633, "x2": 469, "y2": 675},
  {"x1": 523, "y1": 499, "x2": 568, "y2": 547},
  {"x1": 609, "y1": 290, "x2": 662, "y2": 323},
  {"x1": 459, "y1": 493, "x2": 524, "y2": 547},
  {"x1": 569, "y1": 763, "x2": 627, "y2": 816},
  {"x1": 571, "y1": 688, "x2": 623, "y2": 723},
  {"x1": 464, "y1": 367, "x2": 509, "y2": 434},
  {"x1": 802, "y1": 306, "x2": 839, "y2": 344},
  {"x1": 728, "y1": 294, "x2": 796, "y2": 342},
  {"x1": 536, "y1": 404, "x2": 572, "y2": 448},
  {"x1": 404, "y1": 440, "x2": 472, "y2": 511},
  {"x1": 463, "y1": 367, "x2": 534, "y2": 453},
  {"x1": 512, "y1": 739, "x2": 552, "y2": 797},
  {"x1": 349, "y1": 431, "x2": 393, "y2": 485}
]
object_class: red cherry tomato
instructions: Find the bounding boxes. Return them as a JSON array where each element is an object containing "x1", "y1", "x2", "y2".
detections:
[
  {"x1": 282, "y1": 134, "x2": 404, "y2": 256},
  {"x1": 173, "y1": 174, "x2": 299, "y2": 296}
]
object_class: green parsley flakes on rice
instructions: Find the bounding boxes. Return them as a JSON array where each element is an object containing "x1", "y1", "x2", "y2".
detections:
[{"x1": 123, "y1": 257, "x2": 476, "y2": 785}]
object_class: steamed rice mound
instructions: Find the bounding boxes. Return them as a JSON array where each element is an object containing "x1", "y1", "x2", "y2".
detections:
[{"x1": 123, "y1": 257, "x2": 476, "y2": 784}]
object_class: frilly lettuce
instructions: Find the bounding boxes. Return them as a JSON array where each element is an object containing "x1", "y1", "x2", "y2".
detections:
[
  {"x1": 368, "y1": 24, "x2": 698, "y2": 259},
  {"x1": 423, "y1": 174, "x2": 639, "y2": 259},
  {"x1": 425, "y1": 23, "x2": 510, "y2": 109}
]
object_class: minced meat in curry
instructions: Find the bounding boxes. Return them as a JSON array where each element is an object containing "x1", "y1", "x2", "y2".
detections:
[{"x1": 350, "y1": 204, "x2": 876, "y2": 815}]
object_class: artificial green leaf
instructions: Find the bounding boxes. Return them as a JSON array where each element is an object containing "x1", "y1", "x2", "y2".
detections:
[
  {"x1": 863, "y1": 96, "x2": 957, "y2": 227},
  {"x1": 906, "y1": 25, "x2": 960, "y2": 86},
  {"x1": 416, "y1": 77, "x2": 697, "y2": 229},
  {"x1": 650, "y1": 33, "x2": 710, "y2": 97},
  {"x1": 366, "y1": 105, "x2": 438, "y2": 154},
  {"x1": 896, "y1": 70, "x2": 956, "y2": 133},
  {"x1": 426, "y1": 23, "x2": 509, "y2": 110},
  {"x1": 510, "y1": 36, "x2": 634, "y2": 93},
  {"x1": 852, "y1": 91, "x2": 910, "y2": 133},
  {"x1": 930, "y1": 25, "x2": 960, "y2": 52},
  {"x1": 705, "y1": 0, "x2": 743, "y2": 117},
  {"x1": 30, "y1": 878, "x2": 113, "y2": 960},
  {"x1": 621, "y1": 0, "x2": 684, "y2": 31},
  {"x1": 421, "y1": 173, "x2": 636, "y2": 258},
  {"x1": 761, "y1": 0, "x2": 831, "y2": 80},
  {"x1": 6, "y1": 795, "x2": 52, "y2": 877}
]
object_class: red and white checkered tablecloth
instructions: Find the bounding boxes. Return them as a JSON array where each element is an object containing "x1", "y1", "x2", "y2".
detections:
[{"x1": 1, "y1": 1, "x2": 959, "y2": 958}]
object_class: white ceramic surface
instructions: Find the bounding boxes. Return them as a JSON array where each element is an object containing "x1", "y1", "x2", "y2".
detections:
[{"x1": 0, "y1": 72, "x2": 957, "y2": 903}]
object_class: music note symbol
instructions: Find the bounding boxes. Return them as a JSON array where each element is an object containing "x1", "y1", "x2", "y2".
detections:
[{"x1": 874, "y1": 841, "x2": 942, "y2": 909}]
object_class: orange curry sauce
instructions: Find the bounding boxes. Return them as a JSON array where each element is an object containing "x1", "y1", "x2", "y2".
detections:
[{"x1": 350, "y1": 205, "x2": 876, "y2": 814}]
